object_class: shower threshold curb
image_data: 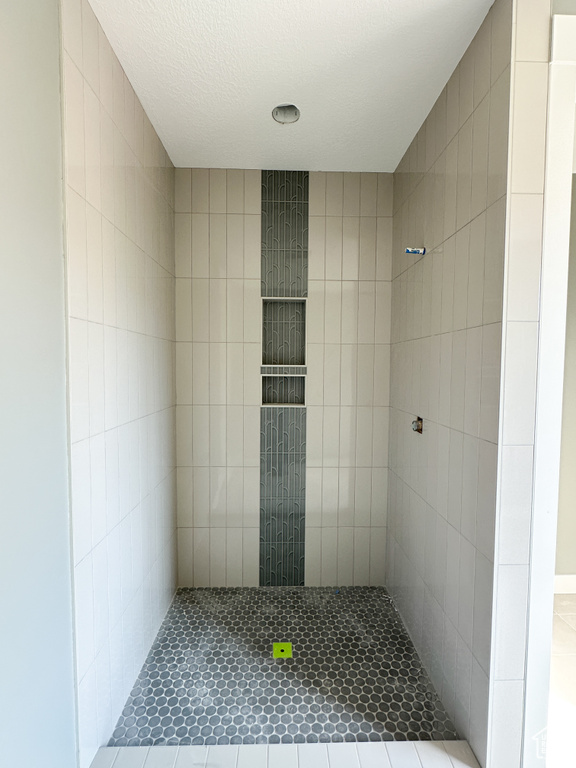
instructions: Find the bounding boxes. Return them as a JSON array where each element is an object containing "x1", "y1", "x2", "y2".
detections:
[{"x1": 90, "y1": 740, "x2": 480, "y2": 768}]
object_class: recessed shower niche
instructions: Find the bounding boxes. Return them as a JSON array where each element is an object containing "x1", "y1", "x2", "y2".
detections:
[{"x1": 262, "y1": 300, "x2": 306, "y2": 366}]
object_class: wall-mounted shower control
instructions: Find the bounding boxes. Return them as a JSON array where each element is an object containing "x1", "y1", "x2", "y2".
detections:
[{"x1": 412, "y1": 417, "x2": 423, "y2": 434}]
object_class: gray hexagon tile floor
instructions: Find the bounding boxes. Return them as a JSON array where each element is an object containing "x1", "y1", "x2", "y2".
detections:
[{"x1": 108, "y1": 587, "x2": 458, "y2": 747}]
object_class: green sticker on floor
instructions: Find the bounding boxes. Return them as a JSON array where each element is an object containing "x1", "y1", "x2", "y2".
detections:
[{"x1": 273, "y1": 642, "x2": 292, "y2": 659}]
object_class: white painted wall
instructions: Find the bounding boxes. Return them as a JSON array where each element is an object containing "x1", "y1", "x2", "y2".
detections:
[{"x1": 0, "y1": 1, "x2": 78, "y2": 766}]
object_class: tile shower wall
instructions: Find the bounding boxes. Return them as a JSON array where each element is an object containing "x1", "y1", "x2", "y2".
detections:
[
  {"x1": 175, "y1": 169, "x2": 262, "y2": 587},
  {"x1": 305, "y1": 173, "x2": 392, "y2": 586},
  {"x1": 387, "y1": 1, "x2": 512, "y2": 764},
  {"x1": 60, "y1": 1, "x2": 177, "y2": 765},
  {"x1": 176, "y1": 171, "x2": 391, "y2": 586}
]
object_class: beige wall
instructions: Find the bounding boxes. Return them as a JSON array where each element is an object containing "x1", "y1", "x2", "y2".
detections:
[
  {"x1": 174, "y1": 170, "x2": 392, "y2": 586},
  {"x1": 60, "y1": 0, "x2": 177, "y2": 764},
  {"x1": 387, "y1": 1, "x2": 512, "y2": 763},
  {"x1": 557, "y1": 176, "x2": 576, "y2": 576}
]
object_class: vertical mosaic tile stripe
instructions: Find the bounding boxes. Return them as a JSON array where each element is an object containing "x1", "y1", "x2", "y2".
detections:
[
  {"x1": 261, "y1": 170, "x2": 309, "y2": 298},
  {"x1": 260, "y1": 407, "x2": 306, "y2": 586}
]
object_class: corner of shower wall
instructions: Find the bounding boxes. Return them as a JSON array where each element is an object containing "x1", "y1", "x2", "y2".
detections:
[
  {"x1": 387, "y1": 0, "x2": 513, "y2": 763},
  {"x1": 59, "y1": 0, "x2": 177, "y2": 764}
]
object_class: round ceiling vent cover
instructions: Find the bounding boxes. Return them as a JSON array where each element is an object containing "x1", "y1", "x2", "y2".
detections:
[{"x1": 272, "y1": 104, "x2": 300, "y2": 124}]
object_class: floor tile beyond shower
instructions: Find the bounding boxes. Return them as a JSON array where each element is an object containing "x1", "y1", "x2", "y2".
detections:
[{"x1": 108, "y1": 587, "x2": 457, "y2": 746}]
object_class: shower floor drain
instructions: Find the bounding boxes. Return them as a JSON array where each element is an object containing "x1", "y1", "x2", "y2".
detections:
[{"x1": 273, "y1": 642, "x2": 292, "y2": 659}]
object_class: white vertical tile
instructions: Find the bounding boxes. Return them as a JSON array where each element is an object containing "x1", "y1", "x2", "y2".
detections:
[
  {"x1": 323, "y1": 344, "x2": 341, "y2": 405},
  {"x1": 326, "y1": 173, "x2": 343, "y2": 215},
  {"x1": 175, "y1": 169, "x2": 192, "y2": 212},
  {"x1": 242, "y1": 528, "x2": 259, "y2": 586},
  {"x1": 143, "y1": 747, "x2": 178, "y2": 767},
  {"x1": 369, "y1": 527, "x2": 386, "y2": 586},
  {"x1": 209, "y1": 280, "x2": 227, "y2": 342},
  {"x1": 327, "y1": 743, "x2": 360, "y2": 768},
  {"x1": 488, "y1": 681, "x2": 524, "y2": 768},
  {"x1": 267, "y1": 744, "x2": 298, "y2": 768},
  {"x1": 325, "y1": 217, "x2": 343, "y2": 280},
  {"x1": 342, "y1": 217, "x2": 360, "y2": 280},
  {"x1": 191, "y1": 168, "x2": 210, "y2": 213},
  {"x1": 467, "y1": 212, "x2": 485, "y2": 330},
  {"x1": 243, "y1": 281, "x2": 261, "y2": 343},
  {"x1": 353, "y1": 527, "x2": 371, "y2": 586},
  {"x1": 506, "y1": 194, "x2": 543, "y2": 322},
  {"x1": 209, "y1": 528, "x2": 226, "y2": 586},
  {"x1": 175, "y1": 214, "x2": 192, "y2": 278},
  {"x1": 321, "y1": 467, "x2": 339, "y2": 526},
  {"x1": 356, "y1": 407, "x2": 374, "y2": 467},
  {"x1": 321, "y1": 528, "x2": 338, "y2": 585},
  {"x1": 192, "y1": 343, "x2": 210, "y2": 405},
  {"x1": 375, "y1": 282, "x2": 391, "y2": 344},
  {"x1": 209, "y1": 169, "x2": 227, "y2": 213},
  {"x1": 309, "y1": 172, "x2": 327, "y2": 216},
  {"x1": 192, "y1": 280, "x2": 209, "y2": 342},
  {"x1": 192, "y1": 406, "x2": 210, "y2": 466},
  {"x1": 376, "y1": 217, "x2": 392, "y2": 281},
  {"x1": 226, "y1": 170, "x2": 244, "y2": 213},
  {"x1": 492, "y1": 564, "x2": 529, "y2": 680},
  {"x1": 498, "y1": 445, "x2": 533, "y2": 565},
  {"x1": 356, "y1": 743, "x2": 392, "y2": 768},
  {"x1": 360, "y1": 174, "x2": 378, "y2": 216},
  {"x1": 510, "y1": 63, "x2": 548, "y2": 194},
  {"x1": 90, "y1": 749, "x2": 120, "y2": 768},
  {"x1": 377, "y1": 174, "x2": 393, "y2": 217},
  {"x1": 304, "y1": 527, "x2": 322, "y2": 586},
  {"x1": 359, "y1": 217, "x2": 377, "y2": 280},
  {"x1": 443, "y1": 740, "x2": 481, "y2": 768},
  {"x1": 114, "y1": 747, "x2": 150, "y2": 768},
  {"x1": 479, "y1": 322, "x2": 502, "y2": 445},
  {"x1": 413, "y1": 742, "x2": 452, "y2": 768},
  {"x1": 385, "y1": 742, "x2": 421, "y2": 768},
  {"x1": 244, "y1": 215, "x2": 261, "y2": 279},
  {"x1": 175, "y1": 746, "x2": 209, "y2": 768},
  {"x1": 205, "y1": 746, "x2": 238, "y2": 767},
  {"x1": 501, "y1": 322, "x2": 538, "y2": 445},
  {"x1": 177, "y1": 528, "x2": 194, "y2": 587},
  {"x1": 357, "y1": 283, "x2": 376, "y2": 344},
  {"x1": 226, "y1": 215, "x2": 244, "y2": 279},
  {"x1": 336, "y1": 527, "x2": 354, "y2": 585},
  {"x1": 487, "y1": 69, "x2": 510, "y2": 208},
  {"x1": 343, "y1": 173, "x2": 361, "y2": 216},
  {"x1": 341, "y1": 282, "x2": 359, "y2": 345},
  {"x1": 209, "y1": 214, "x2": 227, "y2": 278},
  {"x1": 297, "y1": 744, "x2": 328, "y2": 768}
]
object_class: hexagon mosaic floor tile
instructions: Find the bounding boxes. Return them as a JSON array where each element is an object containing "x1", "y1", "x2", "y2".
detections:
[{"x1": 108, "y1": 587, "x2": 458, "y2": 747}]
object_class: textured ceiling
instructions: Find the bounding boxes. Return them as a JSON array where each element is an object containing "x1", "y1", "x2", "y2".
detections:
[{"x1": 89, "y1": 0, "x2": 494, "y2": 171}]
